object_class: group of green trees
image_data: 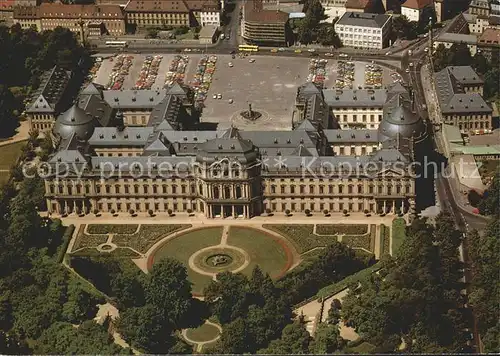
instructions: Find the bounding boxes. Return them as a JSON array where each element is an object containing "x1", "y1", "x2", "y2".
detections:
[
  {"x1": 468, "y1": 174, "x2": 499, "y2": 353},
  {"x1": 0, "y1": 24, "x2": 90, "y2": 137},
  {"x1": 342, "y1": 214, "x2": 470, "y2": 353},
  {"x1": 0, "y1": 176, "x2": 126, "y2": 354},
  {"x1": 433, "y1": 43, "x2": 500, "y2": 99},
  {"x1": 391, "y1": 12, "x2": 435, "y2": 42},
  {"x1": 295, "y1": 0, "x2": 341, "y2": 47}
]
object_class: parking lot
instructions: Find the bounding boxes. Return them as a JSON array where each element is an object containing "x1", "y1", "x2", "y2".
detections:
[{"x1": 92, "y1": 53, "x2": 399, "y2": 131}]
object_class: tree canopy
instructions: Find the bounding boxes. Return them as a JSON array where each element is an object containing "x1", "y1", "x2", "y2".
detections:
[{"x1": 342, "y1": 215, "x2": 469, "y2": 352}]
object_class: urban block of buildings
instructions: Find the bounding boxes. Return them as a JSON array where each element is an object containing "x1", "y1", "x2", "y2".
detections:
[
  {"x1": 433, "y1": 66, "x2": 492, "y2": 134},
  {"x1": 6, "y1": 0, "x2": 222, "y2": 40},
  {"x1": 41, "y1": 69, "x2": 428, "y2": 219},
  {"x1": 335, "y1": 12, "x2": 392, "y2": 49}
]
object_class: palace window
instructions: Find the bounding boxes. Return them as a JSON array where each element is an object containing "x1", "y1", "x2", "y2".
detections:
[
  {"x1": 339, "y1": 185, "x2": 344, "y2": 194},
  {"x1": 271, "y1": 185, "x2": 276, "y2": 194},
  {"x1": 291, "y1": 185, "x2": 295, "y2": 194},
  {"x1": 105, "y1": 185, "x2": 110, "y2": 194},
  {"x1": 281, "y1": 185, "x2": 285, "y2": 194},
  {"x1": 236, "y1": 186, "x2": 242, "y2": 198},
  {"x1": 309, "y1": 185, "x2": 315, "y2": 194},
  {"x1": 172, "y1": 185, "x2": 177, "y2": 194},
  {"x1": 224, "y1": 186, "x2": 231, "y2": 199},
  {"x1": 358, "y1": 184, "x2": 363, "y2": 194},
  {"x1": 213, "y1": 186, "x2": 220, "y2": 198}
]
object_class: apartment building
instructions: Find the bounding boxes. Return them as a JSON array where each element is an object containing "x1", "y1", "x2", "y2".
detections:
[
  {"x1": 0, "y1": 0, "x2": 14, "y2": 25},
  {"x1": 12, "y1": 5, "x2": 40, "y2": 30},
  {"x1": 401, "y1": 0, "x2": 433, "y2": 22},
  {"x1": 335, "y1": 12, "x2": 392, "y2": 49},
  {"x1": 242, "y1": 0, "x2": 290, "y2": 45},
  {"x1": 477, "y1": 27, "x2": 500, "y2": 60},
  {"x1": 434, "y1": 66, "x2": 492, "y2": 133},
  {"x1": 13, "y1": 3, "x2": 125, "y2": 36},
  {"x1": 124, "y1": 0, "x2": 220, "y2": 28}
]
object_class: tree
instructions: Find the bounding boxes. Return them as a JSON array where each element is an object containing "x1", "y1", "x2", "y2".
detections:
[
  {"x1": 342, "y1": 216, "x2": 468, "y2": 352},
  {"x1": 62, "y1": 279, "x2": 99, "y2": 324},
  {"x1": 204, "y1": 272, "x2": 249, "y2": 324},
  {"x1": 310, "y1": 323, "x2": 344, "y2": 353},
  {"x1": 0, "y1": 85, "x2": 20, "y2": 138},
  {"x1": 259, "y1": 319, "x2": 312, "y2": 354},
  {"x1": 448, "y1": 43, "x2": 473, "y2": 67},
  {"x1": 145, "y1": 258, "x2": 203, "y2": 329},
  {"x1": 35, "y1": 321, "x2": 125, "y2": 354},
  {"x1": 118, "y1": 305, "x2": 177, "y2": 353},
  {"x1": 391, "y1": 16, "x2": 418, "y2": 41},
  {"x1": 0, "y1": 330, "x2": 31, "y2": 354},
  {"x1": 478, "y1": 167, "x2": 499, "y2": 215},
  {"x1": 212, "y1": 318, "x2": 250, "y2": 354},
  {"x1": 483, "y1": 67, "x2": 500, "y2": 99},
  {"x1": 472, "y1": 52, "x2": 489, "y2": 75}
]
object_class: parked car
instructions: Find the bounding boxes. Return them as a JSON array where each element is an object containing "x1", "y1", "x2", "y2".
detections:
[
  {"x1": 228, "y1": 62, "x2": 233, "y2": 67},
  {"x1": 308, "y1": 48, "x2": 316, "y2": 52},
  {"x1": 217, "y1": 94, "x2": 222, "y2": 99},
  {"x1": 213, "y1": 94, "x2": 217, "y2": 99},
  {"x1": 270, "y1": 48, "x2": 278, "y2": 53},
  {"x1": 278, "y1": 47, "x2": 285, "y2": 52},
  {"x1": 294, "y1": 49, "x2": 302, "y2": 53},
  {"x1": 249, "y1": 58, "x2": 255, "y2": 63},
  {"x1": 228, "y1": 99, "x2": 233, "y2": 104}
]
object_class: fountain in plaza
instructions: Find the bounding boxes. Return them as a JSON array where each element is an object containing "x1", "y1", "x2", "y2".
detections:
[
  {"x1": 240, "y1": 103, "x2": 262, "y2": 121},
  {"x1": 206, "y1": 253, "x2": 233, "y2": 267}
]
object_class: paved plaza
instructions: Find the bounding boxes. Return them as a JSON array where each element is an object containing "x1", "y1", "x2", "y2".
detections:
[{"x1": 92, "y1": 53, "x2": 399, "y2": 130}]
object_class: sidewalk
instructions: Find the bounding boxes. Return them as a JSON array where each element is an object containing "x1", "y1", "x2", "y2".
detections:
[
  {"x1": 55, "y1": 211, "x2": 396, "y2": 227},
  {"x1": 0, "y1": 121, "x2": 30, "y2": 147}
]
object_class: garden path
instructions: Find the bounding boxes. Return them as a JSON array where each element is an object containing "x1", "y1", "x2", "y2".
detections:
[{"x1": 373, "y1": 225, "x2": 381, "y2": 259}]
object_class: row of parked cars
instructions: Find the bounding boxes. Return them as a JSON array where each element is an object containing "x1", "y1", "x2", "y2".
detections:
[
  {"x1": 133, "y1": 55, "x2": 162, "y2": 90},
  {"x1": 165, "y1": 55, "x2": 189, "y2": 87},
  {"x1": 192, "y1": 55, "x2": 217, "y2": 109},
  {"x1": 106, "y1": 54, "x2": 134, "y2": 90}
]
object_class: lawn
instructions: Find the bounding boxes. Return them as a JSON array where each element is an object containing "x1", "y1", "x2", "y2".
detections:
[
  {"x1": 150, "y1": 227, "x2": 223, "y2": 295},
  {"x1": 0, "y1": 140, "x2": 26, "y2": 170},
  {"x1": 185, "y1": 323, "x2": 220, "y2": 343},
  {"x1": 0, "y1": 172, "x2": 10, "y2": 187},
  {"x1": 227, "y1": 226, "x2": 291, "y2": 279},
  {"x1": 111, "y1": 224, "x2": 192, "y2": 253},
  {"x1": 391, "y1": 218, "x2": 407, "y2": 255},
  {"x1": 262, "y1": 224, "x2": 338, "y2": 254}
]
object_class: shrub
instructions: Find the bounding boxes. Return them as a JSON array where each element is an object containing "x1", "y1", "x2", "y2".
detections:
[
  {"x1": 323, "y1": 209, "x2": 329, "y2": 216},
  {"x1": 304, "y1": 209, "x2": 311, "y2": 216},
  {"x1": 148, "y1": 209, "x2": 154, "y2": 217},
  {"x1": 343, "y1": 209, "x2": 348, "y2": 216},
  {"x1": 57, "y1": 224, "x2": 75, "y2": 263},
  {"x1": 93, "y1": 209, "x2": 99, "y2": 216},
  {"x1": 265, "y1": 208, "x2": 272, "y2": 215},
  {"x1": 364, "y1": 209, "x2": 369, "y2": 215},
  {"x1": 285, "y1": 209, "x2": 291, "y2": 216},
  {"x1": 110, "y1": 209, "x2": 116, "y2": 215},
  {"x1": 167, "y1": 209, "x2": 173, "y2": 216},
  {"x1": 129, "y1": 209, "x2": 135, "y2": 216},
  {"x1": 187, "y1": 209, "x2": 193, "y2": 215}
]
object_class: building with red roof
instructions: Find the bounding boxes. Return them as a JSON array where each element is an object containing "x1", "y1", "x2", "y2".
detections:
[
  {"x1": 401, "y1": 0, "x2": 434, "y2": 22},
  {"x1": 0, "y1": 0, "x2": 15, "y2": 25}
]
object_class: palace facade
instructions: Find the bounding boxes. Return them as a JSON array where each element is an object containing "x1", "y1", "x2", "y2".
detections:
[{"x1": 43, "y1": 79, "x2": 428, "y2": 219}]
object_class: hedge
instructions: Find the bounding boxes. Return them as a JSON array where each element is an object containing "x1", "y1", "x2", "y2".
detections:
[{"x1": 57, "y1": 224, "x2": 75, "y2": 263}]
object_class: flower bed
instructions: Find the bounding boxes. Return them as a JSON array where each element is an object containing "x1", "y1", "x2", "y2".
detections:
[
  {"x1": 87, "y1": 224, "x2": 139, "y2": 235},
  {"x1": 316, "y1": 224, "x2": 368, "y2": 236},
  {"x1": 111, "y1": 224, "x2": 191, "y2": 254},
  {"x1": 72, "y1": 225, "x2": 108, "y2": 251},
  {"x1": 342, "y1": 225, "x2": 376, "y2": 252},
  {"x1": 263, "y1": 224, "x2": 337, "y2": 254}
]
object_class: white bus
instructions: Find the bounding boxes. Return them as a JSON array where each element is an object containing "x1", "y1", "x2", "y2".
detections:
[{"x1": 105, "y1": 41, "x2": 128, "y2": 48}]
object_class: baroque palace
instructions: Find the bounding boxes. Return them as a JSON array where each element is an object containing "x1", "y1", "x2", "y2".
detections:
[{"x1": 42, "y1": 76, "x2": 428, "y2": 219}]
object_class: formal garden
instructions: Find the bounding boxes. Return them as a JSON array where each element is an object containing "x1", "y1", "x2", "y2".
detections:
[
  {"x1": 71, "y1": 224, "x2": 192, "y2": 257},
  {"x1": 149, "y1": 226, "x2": 293, "y2": 295},
  {"x1": 263, "y1": 224, "x2": 377, "y2": 255}
]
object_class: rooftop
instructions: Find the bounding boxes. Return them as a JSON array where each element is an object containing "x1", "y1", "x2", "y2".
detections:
[
  {"x1": 478, "y1": 28, "x2": 500, "y2": 45},
  {"x1": 345, "y1": 0, "x2": 373, "y2": 10},
  {"x1": 436, "y1": 32, "x2": 478, "y2": 44},
  {"x1": 323, "y1": 88, "x2": 387, "y2": 107},
  {"x1": 39, "y1": 3, "x2": 124, "y2": 19},
  {"x1": 336, "y1": 12, "x2": 391, "y2": 28},
  {"x1": 402, "y1": 0, "x2": 433, "y2": 9}
]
